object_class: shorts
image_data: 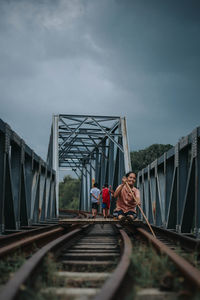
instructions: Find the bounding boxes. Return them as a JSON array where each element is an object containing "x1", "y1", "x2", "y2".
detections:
[
  {"x1": 102, "y1": 202, "x2": 109, "y2": 209},
  {"x1": 113, "y1": 210, "x2": 137, "y2": 219},
  {"x1": 92, "y1": 203, "x2": 98, "y2": 210}
]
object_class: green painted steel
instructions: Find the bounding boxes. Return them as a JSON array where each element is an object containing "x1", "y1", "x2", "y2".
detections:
[
  {"x1": 137, "y1": 126, "x2": 200, "y2": 237},
  {"x1": 0, "y1": 119, "x2": 57, "y2": 234}
]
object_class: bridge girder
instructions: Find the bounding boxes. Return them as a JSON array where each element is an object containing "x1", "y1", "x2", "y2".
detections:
[
  {"x1": 0, "y1": 119, "x2": 57, "y2": 234},
  {"x1": 137, "y1": 126, "x2": 200, "y2": 238}
]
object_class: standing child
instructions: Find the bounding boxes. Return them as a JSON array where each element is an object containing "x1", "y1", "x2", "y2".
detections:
[
  {"x1": 102, "y1": 183, "x2": 110, "y2": 218},
  {"x1": 90, "y1": 182, "x2": 100, "y2": 219}
]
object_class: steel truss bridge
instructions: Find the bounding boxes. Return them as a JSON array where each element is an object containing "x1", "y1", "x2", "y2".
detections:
[
  {"x1": 46, "y1": 115, "x2": 131, "y2": 213},
  {"x1": 0, "y1": 115, "x2": 200, "y2": 237}
]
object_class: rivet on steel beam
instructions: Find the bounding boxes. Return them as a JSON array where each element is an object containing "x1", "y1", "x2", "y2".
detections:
[
  {"x1": 179, "y1": 135, "x2": 188, "y2": 150},
  {"x1": 175, "y1": 143, "x2": 179, "y2": 167},
  {"x1": 31, "y1": 150, "x2": 34, "y2": 170},
  {"x1": 192, "y1": 128, "x2": 198, "y2": 158},
  {"x1": 148, "y1": 165, "x2": 150, "y2": 181},
  {"x1": 164, "y1": 152, "x2": 167, "y2": 174},
  {"x1": 4, "y1": 124, "x2": 11, "y2": 153},
  {"x1": 12, "y1": 131, "x2": 21, "y2": 146},
  {"x1": 20, "y1": 139, "x2": 25, "y2": 164}
]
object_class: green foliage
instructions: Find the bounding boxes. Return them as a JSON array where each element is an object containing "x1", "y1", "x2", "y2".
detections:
[
  {"x1": 130, "y1": 243, "x2": 173, "y2": 288},
  {"x1": 0, "y1": 252, "x2": 26, "y2": 284},
  {"x1": 130, "y1": 143, "x2": 173, "y2": 174},
  {"x1": 18, "y1": 252, "x2": 60, "y2": 300},
  {"x1": 129, "y1": 242, "x2": 188, "y2": 294},
  {"x1": 59, "y1": 175, "x2": 80, "y2": 210}
]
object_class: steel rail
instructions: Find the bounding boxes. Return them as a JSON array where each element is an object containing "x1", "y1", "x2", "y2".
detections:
[
  {"x1": 137, "y1": 227, "x2": 200, "y2": 289},
  {"x1": 0, "y1": 226, "x2": 86, "y2": 300},
  {"x1": 0, "y1": 224, "x2": 60, "y2": 247},
  {"x1": 0, "y1": 226, "x2": 65, "y2": 258},
  {"x1": 94, "y1": 227, "x2": 132, "y2": 300},
  {"x1": 149, "y1": 225, "x2": 200, "y2": 252}
]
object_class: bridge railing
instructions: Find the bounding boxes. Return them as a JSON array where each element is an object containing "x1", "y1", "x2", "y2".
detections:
[
  {"x1": 137, "y1": 126, "x2": 200, "y2": 237},
  {"x1": 0, "y1": 119, "x2": 57, "y2": 234}
]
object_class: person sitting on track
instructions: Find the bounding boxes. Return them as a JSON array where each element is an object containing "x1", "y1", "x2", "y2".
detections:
[
  {"x1": 113, "y1": 172, "x2": 140, "y2": 222},
  {"x1": 90, "y1": 182, "x2": 100, "y2": 219}
]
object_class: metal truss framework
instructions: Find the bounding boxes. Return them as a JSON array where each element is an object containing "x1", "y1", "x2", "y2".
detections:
[
  {"x1": 0, "y1": 119, "x2": 57, "y2": 234},
  {"x1": 137, "y1": 126, "x2": 200, "y2": 237},
  {"x1": 47, "y1": 114, "x2": 131, "y2": 211}
]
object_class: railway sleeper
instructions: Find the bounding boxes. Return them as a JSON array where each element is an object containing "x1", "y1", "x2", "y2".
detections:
[
  {"x1": 41, "y1": 224, "x2": 121, "y2": 300},
  {"x1": 41, "y1": 287, "x2": 100, "y2": 299},
  {"x1": 61, "y1": 260, "x2": 117, "y2": 272},
  {"x1": 66, "y1": 249, "x2": 119, "y2": 253},
  {"x1": 61, "y1": 253, "x2": 120, "y2": 261},
  {"x1": 54, "y1": 271, "x2": 111, "y2": 288},
  {"x1": 71, "y1": 244, "x2": 118, "y2": 249}
]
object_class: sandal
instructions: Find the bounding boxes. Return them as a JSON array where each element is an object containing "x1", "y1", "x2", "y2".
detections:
[
  {"x1": 126, "y1": 215, "x2": 136, "y2": 223},
  {"x1": 118, "y1": 215, "x2": 126, "y2": 222}
]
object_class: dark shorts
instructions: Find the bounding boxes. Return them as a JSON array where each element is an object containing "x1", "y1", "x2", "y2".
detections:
[
  {"x1": 102, "y1": 202, "x2": 109, "y2": 209},
  {"x1": 114, "y1": 210, "x2": 137, "y2": 218},
  {"x1": 92, "y1": 203, "x2": 98, "y2": 210}
]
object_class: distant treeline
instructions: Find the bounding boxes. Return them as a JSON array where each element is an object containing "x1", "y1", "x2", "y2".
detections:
[
  {"x1": 130, "y1": 143, "x2": 172, "y2": 175},
  {"x1": 59, "y1": 175, "x2": 80, "y2": 210},
  {"x1": 59, "y1": 143, "x2": 173, "y2": 210}
]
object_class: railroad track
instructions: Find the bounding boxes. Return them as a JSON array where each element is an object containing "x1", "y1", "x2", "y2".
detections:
[
  {"x1": 0, "y1": 223, "x2": 132, "y2": 300},
  {"x1": 1, "y1": 217, "x2": 200, "y2": 299},
  {"x1": 0, "y1": 210, "x2": 87, "y2": 258},
  {"x1": 137, "y1": 224, "x2": 200, "y2": 264},
  {"x1": 125, "y1": 222, "x2": 200, "y2": 293}
]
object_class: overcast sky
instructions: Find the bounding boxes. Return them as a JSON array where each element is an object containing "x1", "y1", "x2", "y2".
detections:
[{"x1": 0, "y1": 0, "x2": 200, "y2": 161}]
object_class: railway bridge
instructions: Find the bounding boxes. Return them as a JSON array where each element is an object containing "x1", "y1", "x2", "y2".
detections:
[{"x1": 0, "y1": 114, "x2": 200, "y2": 237}]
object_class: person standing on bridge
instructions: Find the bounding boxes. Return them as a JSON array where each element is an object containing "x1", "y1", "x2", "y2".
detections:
[
  {"x1": 90, "y1": 182, "x2": 100, "y2": 219},
  {"x1": 113, "y1": 172, "x2": 140, "y2": 222},
  {"x1": 102, "y1": 183, "x2": 111, "y2": 218}
]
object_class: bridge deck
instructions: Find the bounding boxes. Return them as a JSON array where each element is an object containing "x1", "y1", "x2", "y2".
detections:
[{"x1": 59, "y1": 218, "x2": 143, "y2": 225}]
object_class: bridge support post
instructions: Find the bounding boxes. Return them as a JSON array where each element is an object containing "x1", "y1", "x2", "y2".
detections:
[{"x1": 52, "y1": 115, "x2": 59, "y2": 218}]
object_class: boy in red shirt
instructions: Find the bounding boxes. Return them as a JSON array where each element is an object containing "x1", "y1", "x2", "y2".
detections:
[{"x1": 102, "y1": 183, "x2": 111, "y2": 218}]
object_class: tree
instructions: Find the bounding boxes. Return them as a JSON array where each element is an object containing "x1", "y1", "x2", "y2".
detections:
[
  {"x1": 130, "y1": 144, "x2": 173, "y2": 174},
  {"x1": 59, "y1": 175, "x2": 80, "y2": 210}
]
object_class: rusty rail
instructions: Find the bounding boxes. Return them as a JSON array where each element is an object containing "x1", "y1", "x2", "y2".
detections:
[
  {"x1": 0, "y1": 222, "x2": 132, "y2": 300},
  {"x1": 0, "y1": 226, "x2": 85, "y2": 300},
  {"x1": 149, "y1": 224, "x2": 200, "y2": 252},
  {"x1": 94, "y1": 227, "x2": 132, "y2": 300},
  {"x1": 0, "y1": 224, "x2": 60, "y2": 247},
  {"x1": 137, "y1": 227, "x2": 200, "y2": 289},
  {"x1": 0, "y1": 226, "x2": 65, "y2": 258}
]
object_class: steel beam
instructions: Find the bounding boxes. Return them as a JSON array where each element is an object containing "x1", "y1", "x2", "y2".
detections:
[
  {"x1": 0, "y1": 119, "x2": 56, "y2": 233},
  {"x1": 137, "y1": 125, "x2": 200, "y2": 237}
]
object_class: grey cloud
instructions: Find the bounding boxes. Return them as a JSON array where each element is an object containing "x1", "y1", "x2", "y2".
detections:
[
  {"x1": 0, "y1": 0, "x2": 200, "y2": 161},
  {"x1": 83, "y1": 0, "x2": 200, "y2": 75}
]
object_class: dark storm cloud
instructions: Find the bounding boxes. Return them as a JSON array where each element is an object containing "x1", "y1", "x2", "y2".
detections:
[
  {"x1": 82, "y1": 0, "x2": 200, "y2": 149},
  {"x1": 0, "y1": 0, "x2": 200, "y2": 159}
]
